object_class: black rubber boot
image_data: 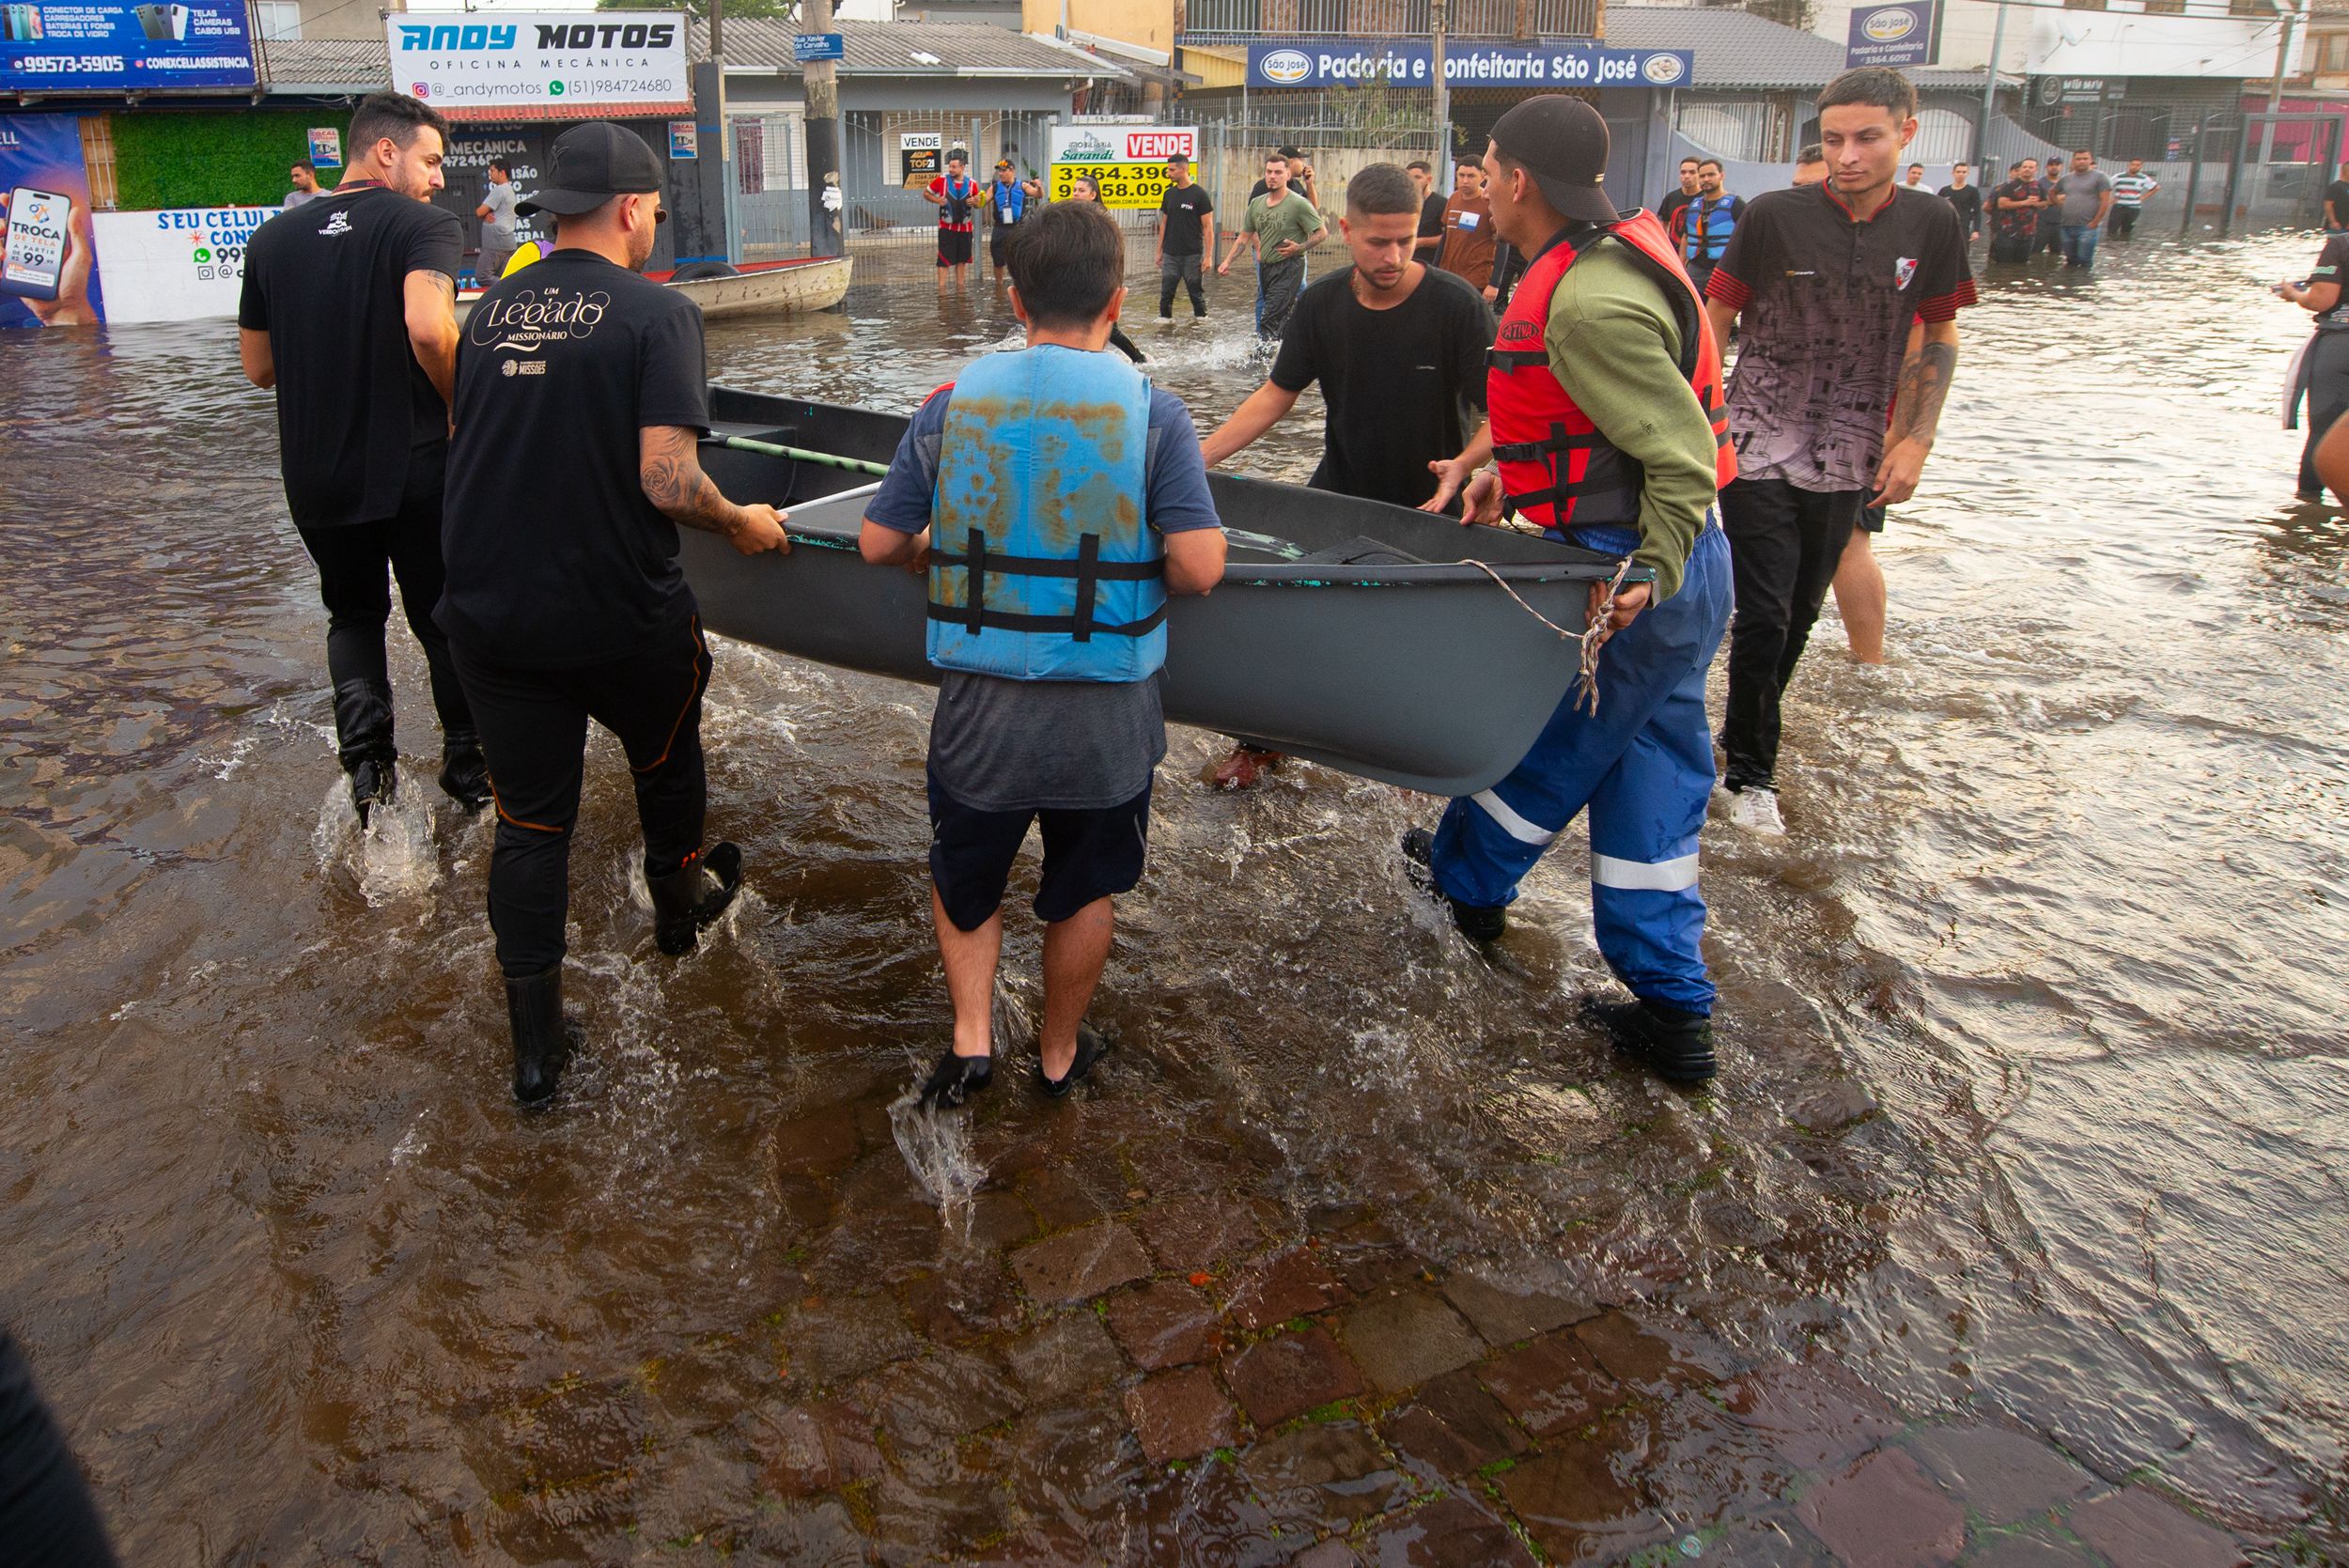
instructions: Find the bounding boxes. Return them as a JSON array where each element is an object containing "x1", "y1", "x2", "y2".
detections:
[
  {"x1": 438, "y1": 730, "x2": 492, "y2": 813},
  {"x1": 505, "y1": 965, "x2": 583, "y2": 1105},
  {"x1": 920, "y1": 1050, "x2": 993, "y2": 1111},
  {"x1": 1401, "y1": 828, "x2": 1507, "y2": 942},
  {"x1": 1038, "y1": 1022, "x2": 1110, "y2": 1099},
  {"x1": 332, "y1": 678, "x2": 397, "y2": 827},
  {"x1": 647, "y1": 842, "x2": 743, "y2": 955},
  {"x1": 1583, "y1": 995, "x2": 1717, "y2": 1085}
]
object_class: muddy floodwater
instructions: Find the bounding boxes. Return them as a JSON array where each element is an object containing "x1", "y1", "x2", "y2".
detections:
[{"x1": 3, "y1": 234, "x2": 2346, "y2": 1566}]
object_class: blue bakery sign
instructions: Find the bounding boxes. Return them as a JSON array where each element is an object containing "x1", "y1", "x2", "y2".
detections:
[
  {"x1": 1245, "y1": 40, "x2": 1691, "y2": 91},
  {"x1": 1844, "y1": 0, "x2": 1936, "y2": 69},
  {"x1": 1, "y1": 0, "x2": 256, "y2": 92}
]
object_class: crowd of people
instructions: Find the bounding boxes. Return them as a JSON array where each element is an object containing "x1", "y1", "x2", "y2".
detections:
[{"x1": 225, "y1": 69, "x2": 1979, "y2": 1119}]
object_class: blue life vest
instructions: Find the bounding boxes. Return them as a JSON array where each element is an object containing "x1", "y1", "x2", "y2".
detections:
[
  {"x1": 1680, "y1": 194, "x2": 1738, "y2": 266},
  {"x1": 926, "y1": 345, "x2": 1166, "y2": 682},
  {"x1": 991, "y1": 178, "x2": 1027, "y2": 224}
]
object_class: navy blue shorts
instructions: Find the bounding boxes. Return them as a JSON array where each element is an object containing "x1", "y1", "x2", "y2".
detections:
[{"x1": 927, "y1": 769, "x2": 1152, "y2": 932}]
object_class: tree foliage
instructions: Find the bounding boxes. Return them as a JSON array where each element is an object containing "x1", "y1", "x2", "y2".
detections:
[{"x1": 597, "y1": 0, "x2": 798, "y2": 20}]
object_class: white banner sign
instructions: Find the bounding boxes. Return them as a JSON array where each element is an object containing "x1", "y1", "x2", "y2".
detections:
[
  {"x1": 386, "y1": 12, "x2": 689, "y2": 112},
  {"x1": 90, "y1": 205, "x2": 276, "y2": 323},
  {"x1": 1048, "y1": 124, "x2": 1196, "y2": 164}
]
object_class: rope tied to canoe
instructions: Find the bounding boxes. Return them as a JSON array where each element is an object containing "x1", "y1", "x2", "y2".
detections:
[{"x1": 1463, "y1": 555, "x2": 1635, "y2": 716}]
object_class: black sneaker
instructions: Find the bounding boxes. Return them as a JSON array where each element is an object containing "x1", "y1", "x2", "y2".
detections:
[
  {"x1": 1582, "y1": 995, "x2": 1717, "y2": 1084},
  {"x1": 1400, "y1": 828, "x2": 1506, "y2": 943},
  {"x1": 920, "y1": 1050, "x2": 993, "y2": 1111},
  {"x1": 1038, "y1": 1023, "x2": 1109, "y2": 1099}
]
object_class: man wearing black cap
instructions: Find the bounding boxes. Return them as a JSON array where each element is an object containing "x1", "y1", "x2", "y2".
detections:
[
  {"x1": 1701, "y1": 68, "x2": 1973, "y2": 838},
  {"x1": 1405, "y1": 95, "x2": 1737, "y2": 1086},
  {"x1": 239, "y1": 89, "x2": 489, "y2": 829},
  {"x1": 437, "y1": 122, "x2": 787, "y2": 1105}
]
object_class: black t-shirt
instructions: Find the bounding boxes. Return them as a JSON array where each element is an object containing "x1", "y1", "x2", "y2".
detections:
[
  {"x1": 1939, "y1": 182, "x2": 1983, "y2": 233},
  {"x1": 2310, "y1": 233, "x2": 2349, "y2": 328},
  {"x1": 1159, "y1": 182, "x2": 1214, "y2": 256},
  {"x1": 436, "y1": 249, "x2": 712, "y2": 667},
  {"x1": 2326, "y1": 179, "x2": 2349, "y2": 225},
  {"x1": 1989, "y1": 178, "x2": 2041, "y2": 238},
  {"x1": 238, "y1": 184, "x2": 463, "y2": 527},
  {"x1": 1657, "y1": 187, "x2": 1696, "y2": 235},
  {"x1": 1417, "y1": 191, "x2": 1446, "y2": 249},
  {"x1": 1708, "y1": 183, "x2": 1975, "y2": 493},
  {"x1": 1269, "y1": 264, "x2": 1496, "y2": 507}
]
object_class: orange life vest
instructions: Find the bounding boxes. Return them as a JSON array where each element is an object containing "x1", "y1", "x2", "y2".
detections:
[{"x1": 1486, "y1": 210, "x2": 1735, "y2": 535}]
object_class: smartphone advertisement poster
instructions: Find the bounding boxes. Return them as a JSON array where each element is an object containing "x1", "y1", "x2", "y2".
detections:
[
  {"x1": 1, "y1": 0, "x2": 257, "y2": 93},
  {"x1": 1, "y1": 113, "x2": 104, "y2": 327}
]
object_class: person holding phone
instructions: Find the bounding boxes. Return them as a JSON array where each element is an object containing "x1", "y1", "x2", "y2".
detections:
[{"x1": 238, "y1": 90, "x2": 488, "y2": 827}]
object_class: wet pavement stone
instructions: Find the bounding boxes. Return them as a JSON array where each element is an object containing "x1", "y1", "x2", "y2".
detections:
[
  {"x1": 1137, "y1": 1191, "x2": 1272, "y2": 1273},
  {"x1": 1360, "y1": 1494, "x2": 1538, "y2": 1567},
  {"x1": 1439, "y1": 1271, "x2": 1598, "y2": 1347},
  {"x1": 769, "y1": 1105, "x2": 863, "y2": 1176},
  {"x1": 1493, "y1": 1420, "x2": 1668, "y2": 1562},
  {"x1": 1124, "y1": 1365, "x2": 1241, "y2": 1464},
  {"x1": 1004, "y1": 1309, "x2": 1127, "y2": 1405},
  {"x1": 1719, "y1": 1357, "x2": 1905, "y2": 1469},
  {"x1": 1797, "y1": 1447, "x2": 1967, "y2": 1568},
  {"x1": 1245, "y1": 1420, "x2": 1414, "y2": 1529},
  {"x1": 757, "y1": 1398, "x2": 884, "y2": 1498},
  {"x1": 1224, "y1": 1246, "x2": 1353, "y2": 1331},
  {"x1": 783, "y1": 1293, "x2": 922, "y2": 1389},
  {"x1": 1106, "y1": 1278, "x2": 1223, "y2": 1370},
  {"x1": 1474, "y1": 1327, "x2": 1619, "y2": 1436},
  {"x1": 1288, "y1": 1539, "x2": 1361, "y2": 1567},
  {"x1": 1011, "y1": 1219, "x2": 1152, "y2": 1304},
  {"x1": 1906, "y1": 1426, "x2": 2096, "y2": 1528},
  {"x1": 1571, "y1": 1310, "x2": 1727, "y2": 1393},
  {"x1": 1015, "y1": 1164, "x2": 1118, "y2": 1231},
  {"x1": 1223, "y1": 1327, "x2": 1367, "y2": 1429},
  {"x1": 1338, "y1": 1286, "x2": 1487, "y2": 1394},
  {"x1": 1378, "y1": 1367, "x2": 1532, "y2": 1477},
  {"x1": 964, "y1": 1188, "x2": 1039, "y2": 1248},
  {"x1": 856, "y1": 1345, "x2": 1023, "y2": 1452},
  {"x1": 896, "y1": 1260, "x2": 1025, "y2": 1342},
  {"x1": 1959, "y1": 1532, "x2": 2105, "y2": 1567},
  {"x1": 2069, "y1": 1487, "x2": 2247, "y2": 1568}
]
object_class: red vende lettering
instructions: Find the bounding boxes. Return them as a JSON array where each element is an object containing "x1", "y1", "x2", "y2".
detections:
[{"x1": 1126, "y1": 131, "x2": 1192, "y2": 159}]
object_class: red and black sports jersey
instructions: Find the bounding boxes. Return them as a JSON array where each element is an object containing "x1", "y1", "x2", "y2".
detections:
[{"x1": 1704, "y1": 182, "x2": 1976, "y2": 492}]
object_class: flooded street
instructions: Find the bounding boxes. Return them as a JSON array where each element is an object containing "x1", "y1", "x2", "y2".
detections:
[{"x1": 3, "y1": 232, "x2": 2346, "y2": 1564}]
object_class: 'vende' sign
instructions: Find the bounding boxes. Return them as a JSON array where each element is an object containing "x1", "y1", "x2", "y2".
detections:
[
  {"x1": 1048, "y1": 125, "x2": 1197, "y2": 165},
  {"x1": 387, "y1": 12, "x2": 690, "y2": 112}
]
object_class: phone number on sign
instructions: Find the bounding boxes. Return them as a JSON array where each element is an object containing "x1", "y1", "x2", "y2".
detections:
[
  {"x1": 1049, "y1": 163, "x2": 1172, "y2": 210},
  {"x1": 8, "y1": 54, "x2": 129, "y2": 72}
]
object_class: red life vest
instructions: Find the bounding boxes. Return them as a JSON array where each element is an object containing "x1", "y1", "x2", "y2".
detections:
[{"x1": 1486, "y1": 210, "x2": 1735, "y2": 535}]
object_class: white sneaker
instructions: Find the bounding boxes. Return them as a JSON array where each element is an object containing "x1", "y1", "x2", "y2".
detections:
[{"x1": 1728, "y1": 787, "x2": 1786, "y2": 837}]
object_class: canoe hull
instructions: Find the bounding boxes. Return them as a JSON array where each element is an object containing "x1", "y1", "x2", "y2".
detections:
[
  {"x1": 688, "y1": 390, "x2": 1629, "y2": 799},
  {"x1": 454, "y1": 256, "x2": 851, "y2": 325}
]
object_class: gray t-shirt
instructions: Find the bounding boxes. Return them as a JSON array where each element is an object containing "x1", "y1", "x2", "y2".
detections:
[
  {"x1": 2057, "y1": 170, "x2": 2112, "y2": 225},
  {"x1": 480, "y1": 181, "x2": 519, "y2": 241}
]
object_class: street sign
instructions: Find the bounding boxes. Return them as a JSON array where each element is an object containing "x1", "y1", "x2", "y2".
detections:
[{"x1": 792, "y1": 32, "x2": 844, "y2": 62}]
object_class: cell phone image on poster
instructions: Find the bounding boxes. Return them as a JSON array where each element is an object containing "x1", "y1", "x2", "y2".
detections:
[{"x1": 3, "y1": 184, "x2": 70, "y2": 300}]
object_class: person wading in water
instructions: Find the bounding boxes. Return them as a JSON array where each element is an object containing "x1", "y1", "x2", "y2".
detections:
[
  {"x1": 1404, "y1": 96, "x2": 1736, "y2": 1084},
  {"x1": 437, "y1": 122, "x2": 785, "y2": 1104},
  {"x1": 1197, "y1": 163, "x2": 1496, "y2": 790},
  {"x1": 859, "y1": 201, "x2": 1227, "y2": 1109},
  {"x1": 238, "y1": 90, "x2": 489, "y2": 828},
  {"x1": 1219, "y1": 153, "x2": 1326, "y2": 341}
]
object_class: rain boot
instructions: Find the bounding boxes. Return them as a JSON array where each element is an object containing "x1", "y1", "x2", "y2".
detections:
[
  {"x1": 1582, "y1": 996, "x2": 1716, "y2": 1085},
  {"x1": 333, "y1": 678, "x2": 397, "y2": 827},
  {"x1": 647, "y1": 842, "x2": 743, "y2": 955},
  {"x1": 438, "y1": 729, "x2": 492, "y2": 813},
  {"x1": 505, "y1": 964, "x2": 583, "y2": 1105},
  {"x1": 1400, "y1": 828, "x2": 1506, "y2": 942}
]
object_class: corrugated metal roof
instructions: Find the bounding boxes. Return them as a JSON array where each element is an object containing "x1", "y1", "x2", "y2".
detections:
[
  {"x1": 258, "y1": 37, "x2": 388, "y2": 87},
  {"x1": 710, "y1": 20, "x2": 1129, "y2": 78},
  {"x1": 1607, "y1": 6, "x2": 1998, "y2": 92}
]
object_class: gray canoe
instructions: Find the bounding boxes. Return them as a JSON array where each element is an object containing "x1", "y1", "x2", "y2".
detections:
[{"x1": 685, "y1": 388, "x2": 1645, "y2": 798}]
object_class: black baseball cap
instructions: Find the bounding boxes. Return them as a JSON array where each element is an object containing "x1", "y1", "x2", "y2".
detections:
[
  {"x1": 1489, "y1": 95, "x2": 1617, "y2": 225},
  {"x1": 516, "y1": 122, "x2": 663, "y2": 218}
]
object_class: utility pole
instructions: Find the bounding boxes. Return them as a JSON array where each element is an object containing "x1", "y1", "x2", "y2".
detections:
[
  {"x1": 1976, "y1": 0, "x2": 2007, "y2": 167},
  {"x1": 1432, "y1": 0, "x2": 1450, "y2": 180},
  {"x1": 2256, "y1": 0, "x2": 2299, "y2": 179},
  {"x1": 803, "y1": 0, "x2": 844, "y2": 257}
]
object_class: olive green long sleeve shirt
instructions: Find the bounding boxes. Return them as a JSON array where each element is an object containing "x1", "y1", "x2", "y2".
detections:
[{"x1": 1539, "y1": 241, "x2": 1718, "y2": 602}]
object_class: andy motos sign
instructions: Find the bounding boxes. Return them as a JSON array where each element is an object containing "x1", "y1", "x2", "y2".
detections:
[
  {"x1": 387, "y1": 12, "x2": 689, "y2": 110},
  {"x1": 1844, "y1": 1, "x2": 1936, "y2": 70},
  {"x1": 1244, "y1": 40, "x2": 1689, "y2": 91}
]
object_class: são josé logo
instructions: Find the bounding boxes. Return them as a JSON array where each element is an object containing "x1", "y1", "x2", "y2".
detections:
[
  {"x1": 1641, "y1": 53, "x2": 1686, "y2": 85},
  {"x1": 1862, "y1": 7, "x2": 1918, "y2": 41},
  {"x1": 1259, "y1": 48, "x2": 1311, "y2": 84}
]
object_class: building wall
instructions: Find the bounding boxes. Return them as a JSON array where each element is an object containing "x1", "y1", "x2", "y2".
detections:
[
  {"x1": 1810, "y1": 0, "x2": 2295, "y2": 81},
  {"x1": 109, "y1": 109, "x2": 350, "y2": 210},
  {"x1": 1020, "y1": 0, "x2": 1176, "y2": 55}
]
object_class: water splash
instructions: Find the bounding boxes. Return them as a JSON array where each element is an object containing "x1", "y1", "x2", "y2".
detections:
[
  {"x1": 889, "y1": 1086, "x2": 986, "y2": 1232},
  {"x1": 311, "y1": 779, "x2": 440, "y2": 907}
]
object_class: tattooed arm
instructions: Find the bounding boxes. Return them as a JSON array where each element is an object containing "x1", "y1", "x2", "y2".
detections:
[
  {"x1": 639, "y1": 427, "x2": 790, "y2": 555},
  {"x1": 403, "y1": 270, "x2": 460, "y2": 408},
  {"x1": 1872, "y1": 318, "x2": 1958, "y2": 508}
]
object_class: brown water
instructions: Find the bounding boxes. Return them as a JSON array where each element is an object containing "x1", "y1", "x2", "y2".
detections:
[{"x1": 2, "y1": 236, "x2": 2345, "y2": 1564}]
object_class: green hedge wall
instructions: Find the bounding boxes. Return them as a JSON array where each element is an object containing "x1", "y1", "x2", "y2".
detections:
[{"x1": 112, "y1": 110, "x2": 350, "y2": 210}]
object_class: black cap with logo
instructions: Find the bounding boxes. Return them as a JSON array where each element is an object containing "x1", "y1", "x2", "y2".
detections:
[
  {"x1": 1489, "y1": 95, "x2": 1618, "y2": 225},
  {"x1": 516, "y1": 122, "x2": 665, "y2": 218}
]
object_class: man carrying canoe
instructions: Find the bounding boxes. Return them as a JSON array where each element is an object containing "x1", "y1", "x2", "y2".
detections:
[
  {"x1": 1409, "y1": 96, "x2": 1737, "y2": 1085},
  {"x1": 859, "y1": 201, "x2": 1226, "y2": 1109}
]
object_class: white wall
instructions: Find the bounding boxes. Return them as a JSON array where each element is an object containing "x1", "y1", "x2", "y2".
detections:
[{"x1": 90, "y1": 207, "x2": 278, "y2": 324}]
